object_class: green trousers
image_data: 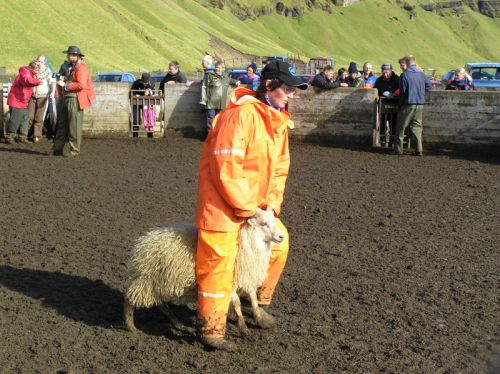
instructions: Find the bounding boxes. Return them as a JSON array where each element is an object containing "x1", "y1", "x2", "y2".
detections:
[
  {"x1": 54, "y1": 96, "x2": 84, "y2": 154},
  {"x1": 394, "y1": 104, "x2": 424, "y2": 154}
]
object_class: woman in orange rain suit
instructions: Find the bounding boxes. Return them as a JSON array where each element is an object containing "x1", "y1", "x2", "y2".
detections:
[{"x1": 195, "y1": 60, "x2": 308, "y2": 351}]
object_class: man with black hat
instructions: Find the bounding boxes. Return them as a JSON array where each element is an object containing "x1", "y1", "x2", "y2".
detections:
[
  {"x1": 195, "y1": 60, "x2": 307, "y2": 351},
  {"x1": 374, "y1": 63, "x2": 400, "y2": 97},
  {"x1": 347, "y1": 61, "x2": 362, "y2": 88},
  {"x1": 53, "y1": 46, "x2": 95, "y2": 157}
]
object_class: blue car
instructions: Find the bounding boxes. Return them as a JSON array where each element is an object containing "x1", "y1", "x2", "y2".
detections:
[
  {"x1": 443, "y1": 62, "x2": 500, "y2": 90},
  {"x1": 94, "y1": 72, "x2": 136, "y2": 83}
]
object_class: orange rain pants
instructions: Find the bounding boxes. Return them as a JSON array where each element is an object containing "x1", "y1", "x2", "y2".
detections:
[{"x1": 196, "y1": 219, "x2": 289, "y2": 339}]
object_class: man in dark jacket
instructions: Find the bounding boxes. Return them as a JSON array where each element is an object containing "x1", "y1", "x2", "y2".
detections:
[
  {"x1": 394, "y1": 55, "x2": 432, "y2": 156},
  {"x1": 311, "y1": 66, "x2": 347, "y2": 90},
  {"x1": 374, "y1": 63, "x2": 400, "y2": 97},
  {"x1": 159, "y1": 61, "x2": 187, "y2": 93}
]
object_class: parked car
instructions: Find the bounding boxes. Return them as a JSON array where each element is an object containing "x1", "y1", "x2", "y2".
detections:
[
  {"x1": 422, "y1": 68, "x2": 444, "y2": 89},
  {"x1": 150, "y1": 74, "x2": 165, "y2": 85},
  {"x1": 297, "y1": 74, "x2": 315, "y2": 84},
  {"x1": 465, "y1": 62, "x2": 500, "y2": 90},
  {"x1": 442, "y1": 62, "x2": 500, "y2": 90},
  {"x1": 94, "y1": 72, "x2": 136, "y2": 83}
]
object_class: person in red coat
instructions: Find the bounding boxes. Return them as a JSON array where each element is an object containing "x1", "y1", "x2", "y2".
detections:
[
  {"x1": 53, "y1": 46, "x2": 96, "y2": 157},
  {"x1": 5, "y1": 62, "x2": 42, "y2": 143}
]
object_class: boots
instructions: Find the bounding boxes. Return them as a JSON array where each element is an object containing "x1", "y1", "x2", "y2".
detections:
[{"x1": 199, "y1": 335, "x2": 237, "y2": 352}]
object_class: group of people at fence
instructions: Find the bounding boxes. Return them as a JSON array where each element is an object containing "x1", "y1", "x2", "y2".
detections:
[{"x1": 3, "y1": 45, "x2": 95, "y2": 157}]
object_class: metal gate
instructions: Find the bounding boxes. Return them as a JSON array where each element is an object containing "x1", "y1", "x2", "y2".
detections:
[
  {"x1": 373, "y1": 97, "x2": 411, "y2": 149},
  {"x1": 129, "y1": 89, "x2": 164, "y2": 137}
]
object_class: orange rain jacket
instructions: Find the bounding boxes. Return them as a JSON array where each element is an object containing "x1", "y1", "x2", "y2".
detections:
[
  {"x1": 65, "y1": 60, "x2": 96, "y2": 110},
  {"x1": 195, "y1": 87, "x2": 293, "y2": 232}
]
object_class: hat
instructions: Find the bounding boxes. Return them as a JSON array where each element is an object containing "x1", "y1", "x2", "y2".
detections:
[
  {"x1": 381, "y1": 63, "x2": 393, "y2": 71},
  {"x1": 141, "y1": 73, "x2": 151, "y2": 82},
  {"x1": 348, "y1": 62, "x2": 358, "y2": 74},
  {"x1": 62, "y1": 46, "x2": 84, "y2": 57},
  {"x1": 247, "y1": 63, "x2": 258, "y2": 73},
  {"x1": 260, "y1": 60, "x2": 308, "y2": 90}
]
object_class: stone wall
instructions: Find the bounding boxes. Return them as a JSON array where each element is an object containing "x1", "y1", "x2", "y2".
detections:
[
  {"x1": 83, "y1": 83, "x2": 131, "y2": 136},
  {"x1": 2, "y1": 83, "x2": 499, "y2": 150}
]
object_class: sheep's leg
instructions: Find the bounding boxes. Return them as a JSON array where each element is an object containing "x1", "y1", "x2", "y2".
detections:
[
  {"x1": 158, "y1": 302, "x2": 190, "y2": 332},
  {"x1": 123, "y1": 296, "x2": 137, "y2": 332},
  {"x1": 231, "y1": 291, "x2": 250, "y2": 336},
  {"x1": 249, "y1": 290, "x2": 275, "y2": 329}
]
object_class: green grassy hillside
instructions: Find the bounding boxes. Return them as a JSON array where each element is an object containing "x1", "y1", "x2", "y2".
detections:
[{"x1": 0, "y1": 0, "x2": 498, "y2": 77}]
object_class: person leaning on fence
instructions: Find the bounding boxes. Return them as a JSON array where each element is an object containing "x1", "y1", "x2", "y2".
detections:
[
  {"x1": 29, "y1": 55, "x2": 56, "y2": 143},
  {"x1": 130, "y1": 73, "x2": 156, "y2": 137},
  {"x1": 446, "y1": 68, "x2": 474, "y2": 91},
  {"x1": 159, "y1": 61, "x2": 187, "y2": 93},
  {"x1": 53, "y1": 46, "x2": 96, "y2": 157},
  {"x1": 311, "y1": 65, "x2": 348, "y2": 90},
  {"x1": 335, "y1": 67, "x2": 350, "y2": 86},
  {"x1": 195, "y1": 60, "x2": 308, "y2": 351},
  {"x1": 199, "y1": 61, "x2": 240, "y2": 136},
  {"x1": 393, "y1": 55, "x2": 432, "y2": 156},
  {"x1": 347, "y1": 62, "x2": 363, "y2": 88},
  {"x1": 374, "y1": 63, "x2": 400, "y2": 98},
  {"x1": 361, "y1": 62, "x2": 378, "y2": 88},
  {"x1": 236, "y1": 63, "x2": 260, "y2": 90},
  {"x1": 4, "y1": 61, "x2": 42, "y2": 144}
]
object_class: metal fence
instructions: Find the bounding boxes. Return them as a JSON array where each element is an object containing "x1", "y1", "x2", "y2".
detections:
[
  {"x1": 373, "y1": 97, "x2": 410, "y2": 148},
  {"x1": 129, "y1": 89, "x2": 164, "y2": 137}
]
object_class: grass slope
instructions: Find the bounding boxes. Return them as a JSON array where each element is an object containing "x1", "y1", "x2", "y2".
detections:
[{"x1": 0, "y1": 0, "x2": 498, "y2": 77}]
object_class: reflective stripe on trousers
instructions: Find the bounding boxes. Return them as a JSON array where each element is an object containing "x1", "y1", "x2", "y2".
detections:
[{"x1": 195, "y1": 219, "x2": 289, "y2": 338}]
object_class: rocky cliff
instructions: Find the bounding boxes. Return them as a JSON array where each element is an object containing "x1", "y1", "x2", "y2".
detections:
[{"x1": 196, "y1": 0, "x2": 499, "y2": 19}]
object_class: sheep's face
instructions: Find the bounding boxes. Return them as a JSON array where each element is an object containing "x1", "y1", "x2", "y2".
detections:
[{"x1": 247, "y1": 206, "x2": 284, "y2": 244}]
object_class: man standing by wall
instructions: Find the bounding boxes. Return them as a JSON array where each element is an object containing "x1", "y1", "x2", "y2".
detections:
[
  {"x1": 393, "y1": 55, "x2": 432, "y2": 156},
  {"x1": 53, "y1": 46, "x2": 95, "y2": 157},
  {"x1": 159, "y1": 61, "x2": 188, "y2": 93}
]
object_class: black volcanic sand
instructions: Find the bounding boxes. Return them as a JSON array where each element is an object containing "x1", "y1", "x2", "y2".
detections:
[{"x1": 0, "y1": 137, "x2": 498, "y2": 374}]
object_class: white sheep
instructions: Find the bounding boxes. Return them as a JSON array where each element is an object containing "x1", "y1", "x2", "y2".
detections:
[{"x1": 123, "y1": 206, "x2": 284, "y2": 336}]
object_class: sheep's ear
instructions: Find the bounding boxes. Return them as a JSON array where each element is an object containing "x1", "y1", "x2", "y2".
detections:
[{"x1": 247, "y1": 217, "x2": 257, "y2": 227}]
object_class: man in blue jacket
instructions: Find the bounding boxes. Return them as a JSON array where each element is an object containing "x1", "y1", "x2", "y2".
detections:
[{"x1": 394, "y1": 55, "x2": 432, "y2": 156}]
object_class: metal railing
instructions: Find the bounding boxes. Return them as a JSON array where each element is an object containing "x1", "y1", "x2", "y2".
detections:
[{"x1": 129, "y1": 89, "x2": 164, "y2": 137}]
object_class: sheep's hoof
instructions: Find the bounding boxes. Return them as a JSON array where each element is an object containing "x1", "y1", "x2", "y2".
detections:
[
  {"x1": 237, "y1": 319, "x2": 251, "y2": 336},
  {"x1": 199, "y1": 336, "x2": 238, "y2": 352},
  {"x1": 255, "y1": 309, "x2": 275, "y2": 329}
]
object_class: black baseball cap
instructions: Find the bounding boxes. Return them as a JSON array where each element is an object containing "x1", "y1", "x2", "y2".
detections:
[{"x1": 261, "y1": 60, "x2": 308, "y2": 90}]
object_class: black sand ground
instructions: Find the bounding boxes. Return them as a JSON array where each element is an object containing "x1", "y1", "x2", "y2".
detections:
[{"x1": 0, "y1": 137, "x2": 498, "y2": 373}]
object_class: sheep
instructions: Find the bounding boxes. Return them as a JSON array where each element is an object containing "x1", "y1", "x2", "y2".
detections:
[{"x1": 123, "y1": 206, "x2": 284, "y2": 336}]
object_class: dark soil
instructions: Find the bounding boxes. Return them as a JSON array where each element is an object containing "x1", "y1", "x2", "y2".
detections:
[{"x1": 0, "y1": 137, "x2": 499, "y2": 374}]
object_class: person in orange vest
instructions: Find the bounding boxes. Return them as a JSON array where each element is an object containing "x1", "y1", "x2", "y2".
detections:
[{"x1": 195, "y1": 60, "x2": 308, "y2": 351}]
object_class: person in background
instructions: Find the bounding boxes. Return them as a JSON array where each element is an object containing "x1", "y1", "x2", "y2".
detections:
[
  {"x1": 28, "y1": 55, "x2": 56, "y2": 143},
  {"x1": 130, "y1": 73, "x2": 156, "y2": 137},
  {"x1": 361, "y1": 62, "x2": 378, "y2": 88},
  {"x1": 347, "y1": 62, "x2": 362, "y2": 87},
  {"x1": 236, "y1": 63, "x2": 260, "y2": 91},
  {"x1": 201, "y1": 54, "x2": 213, "y2": 81},
  {"x1": 195, "y1": 60, "x2": 308, "y2": 351},
  {"x1": 393, "y1": 55, "x2": 432, "y2": 156},
  {"x1": 159, "y1": 61, "x2": 187, "y2": 93},
  {"x1": 374, "y1": 63, "x2": 400, "y2": 97},
  {"x1": 53, "y1": 45, "x2": 96, "y2": 157},
  {"x1": 311, "y1": 65, "x2": 348, "y2": 89},
  {"x1": 4, "y1": 61, "x2": 42, "y2": 144},
  {"x1": 446, "y1": 68, "x2": 474, "y2": 91},
  {"x1": 199, "y1": 61, "x2": 240, "y2": 135},
  {"x1": 336, "y1": 67, "x2": 349, "y2": 86}
]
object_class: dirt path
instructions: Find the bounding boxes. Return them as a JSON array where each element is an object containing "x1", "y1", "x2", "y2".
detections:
[{"x1": 0, "y1": 137, "x2": 498, "y2": 373}]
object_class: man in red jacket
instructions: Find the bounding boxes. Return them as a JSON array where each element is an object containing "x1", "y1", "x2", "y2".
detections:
[
  {"x1": 5, "y1": 62, "x2": 42, "y2": 143},
  {"x1": 53, "y1": 46, "x2": 95, "y2": 157}
]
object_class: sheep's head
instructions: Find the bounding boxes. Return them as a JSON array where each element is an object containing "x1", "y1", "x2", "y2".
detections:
[{"x1": 246, "y1": 206, "x2": 284, "y2": 244}]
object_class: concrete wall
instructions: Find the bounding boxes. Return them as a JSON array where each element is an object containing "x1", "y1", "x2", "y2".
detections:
[
  {"x1": 424, "y1": 91, "x2": 500, "y2": 146},
  {"x1": 83, "y1": 83, "x2": 130, "y2": 136},
  {"x1": 2, "y1": 82, "x2": 499, "y2": 149}
]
